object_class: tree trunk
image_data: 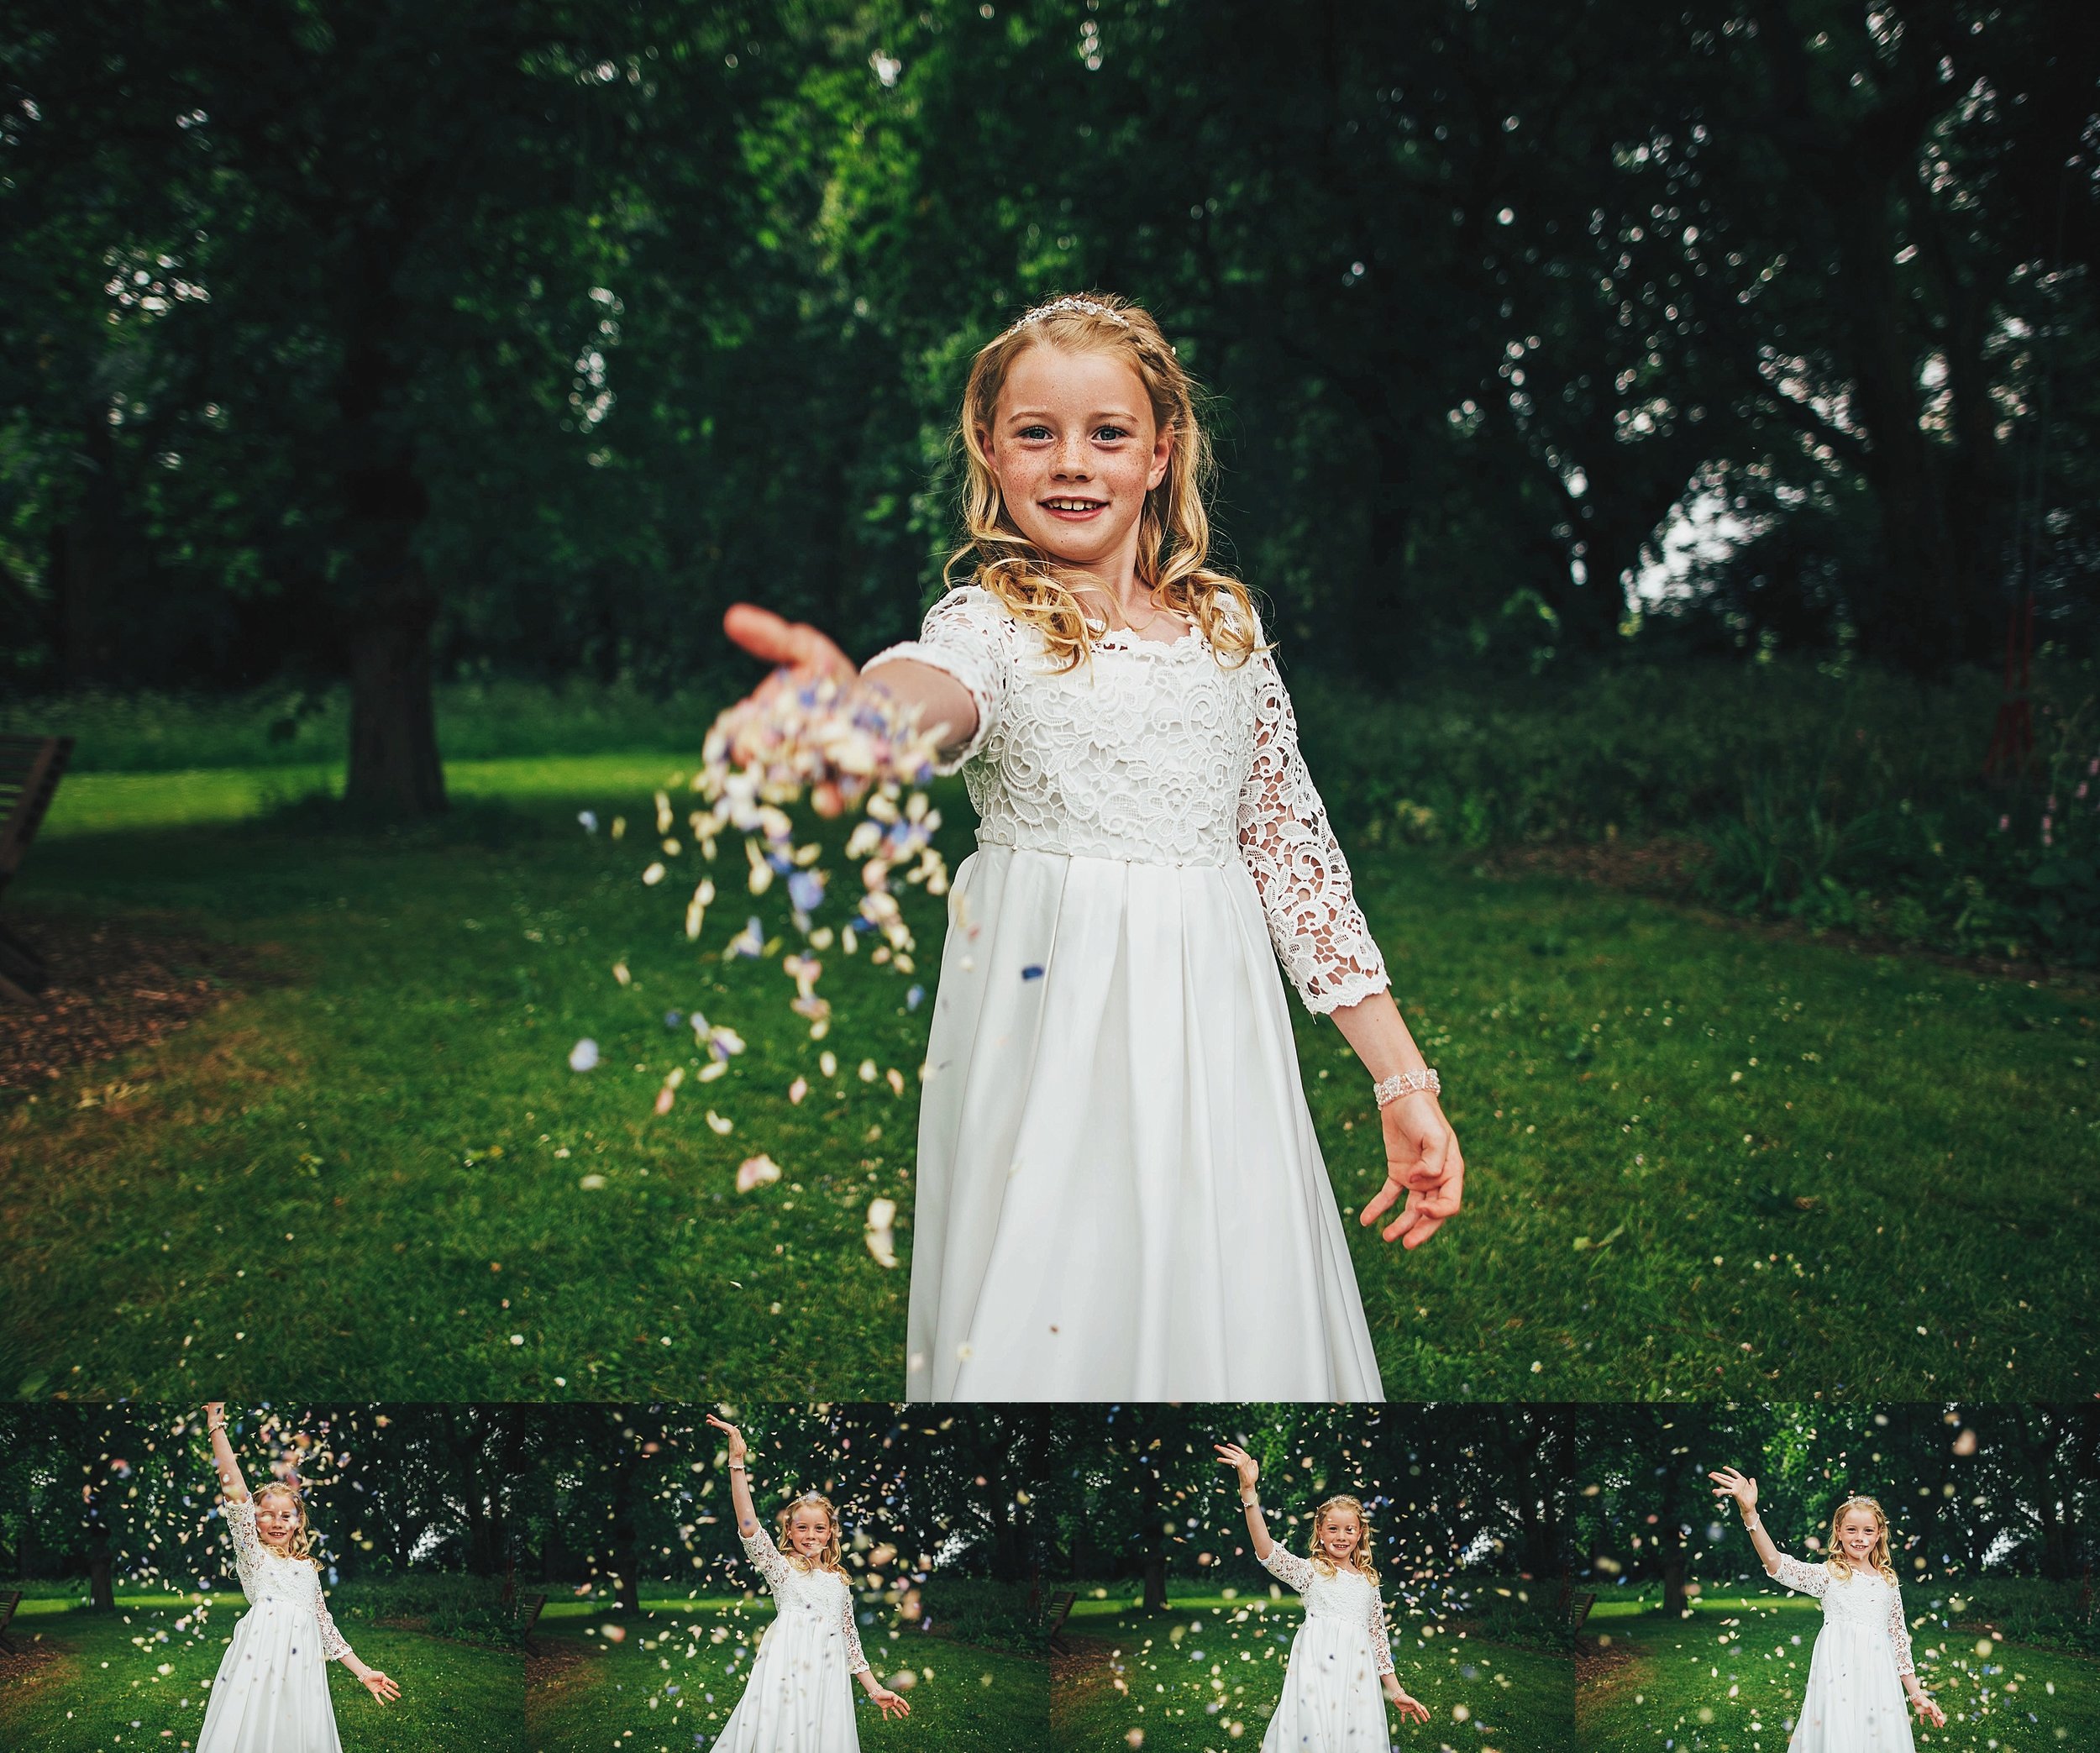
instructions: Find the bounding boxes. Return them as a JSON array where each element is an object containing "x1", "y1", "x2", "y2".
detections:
[
  {"x1": 344, "y1": 550, "x2": 447, "y2": 817},
  {"x1": 85, "y1": 1531, "x2": 115, "y2": 1610},
  {"x1": 1659, "y1": 1548, "x2": 1687, "y2": 1619},
  {"x1": 54, "y1": 412, "x2": 133, "y2": 688}
]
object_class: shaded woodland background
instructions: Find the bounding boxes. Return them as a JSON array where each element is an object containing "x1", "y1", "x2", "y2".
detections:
[{"x1": 6, "y1": 0, "x2": 2100, "y2": 958}]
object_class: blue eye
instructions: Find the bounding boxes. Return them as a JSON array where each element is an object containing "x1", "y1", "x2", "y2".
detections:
[{"x1": 1095, "y1": 426, "x2": 1129, "y2": 441}]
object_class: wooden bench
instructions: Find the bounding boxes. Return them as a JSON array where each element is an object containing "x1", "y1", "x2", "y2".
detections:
[
  {"x1": 0, "y1": 734, "x2": 74, "y2": 1001},
  {"x1": 518, "y1": 1592, "x2": 548, "y2": 1651},
  {"x1": 1043, "y1": 1588, "x2": 1078, "y2": 1655},
  {"x1": 0, "y1": 1588, "x2": 22, "y2": 1654},
  {"x1": 1568, "y1": 1589, "x2": 1597, "y2": 1630}
]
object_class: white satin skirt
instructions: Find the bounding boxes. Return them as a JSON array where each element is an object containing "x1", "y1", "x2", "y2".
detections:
[
  {"x1": 717, "y1": 1618, "x2": 864, "y2": 1752},
  {"x1": 1791, "y1": 1624, "x2": 1918, "y2": 1751},
  {"x1": 196, "y1": 1600, "x2": 344, "y2": 1753},
  {"x1": 903, "y1": 842, "x2": 1385, "y2": 1401},
  {"x1": 1262, "y1": 1618, "x2": 1392, "y2": 1752}
]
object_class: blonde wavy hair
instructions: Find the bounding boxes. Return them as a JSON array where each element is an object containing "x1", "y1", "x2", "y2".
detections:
[
  {"x1": 944, "y1": 290, "x2": 1265, "y2": 674},
  {"x1": 1823, "y1": 1495, "x2": 1898, "y2": 1582},
  {"x1": 250, "y1": 1481, "x2": 323, "y2": 1572},
  {"x1": 1306, "y1": 1494, "x2": 1379, "y2": 1582},
  {"x1": 774, "y1": 1492, "x2": 844, "y2": 1574}
]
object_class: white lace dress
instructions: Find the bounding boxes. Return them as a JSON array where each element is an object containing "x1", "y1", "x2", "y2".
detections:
[
  {"x1": 196, "y1": 1497, "x2": 354, "y2": 1753},
  {"x1": 716, "y1": 1525, "x2": 872, "y2": 1752},
  {"x1": 864, "y1": 584, "x2": 1389, "y2": 1401},
  {"x1": 1767, "y1": 1553, "x2": 1919, "y2": 1751},
  {"x1": 1255, "y1": 1546, "x2": 1396, "y2": 1751}
]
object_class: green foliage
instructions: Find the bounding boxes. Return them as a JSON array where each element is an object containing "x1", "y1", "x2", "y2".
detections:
[{"x1": 326, "y1": 1576, "x2": 523, "y2": 1650}]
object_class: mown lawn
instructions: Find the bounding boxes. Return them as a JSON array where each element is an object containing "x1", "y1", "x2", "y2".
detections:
[
  {"x1": 3, "y1": 755, "x2": 2094, "y2": 1399},
  {"x1": 0, "y1": 1589, "x2": 522, "y2": 1753},
  {"x1": 1578, "y1": 1593, "x2": 2097, "y2": 1752},
  {"x1": 526, "y1": 1598, "x2": 1043, "y2": 1752},
  {"x1": 1051, "y1": 1594, "x2": 1572, "y2": 1751}
]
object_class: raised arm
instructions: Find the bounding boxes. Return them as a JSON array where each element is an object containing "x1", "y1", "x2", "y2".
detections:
[
  {"x1": 1215, "y1": 1444, "x2": 1278, "y2": 1563},
  {"x1": 203, "y1": 1403, "x2": 249, "y2": 1502},
  {"x1": 706, "y1": 1414, "x2": 759, "y2": 1539},
  {"x1": 1710, "y1": 1467, "x2": 1828, "y2": 1596}
]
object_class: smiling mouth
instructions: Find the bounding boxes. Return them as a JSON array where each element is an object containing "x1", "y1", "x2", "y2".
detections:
[{"x1": 1041, "y1": 498, "x2": 1106, "y2": 513}]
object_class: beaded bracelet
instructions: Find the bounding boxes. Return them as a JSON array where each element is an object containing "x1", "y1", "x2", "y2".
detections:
[{"x1": 1373, "y1": 1068, "x2": 1441, "y2": 1108}]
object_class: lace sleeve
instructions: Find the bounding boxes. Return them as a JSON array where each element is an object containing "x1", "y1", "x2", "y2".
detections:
[
  {"x1": 1885, "y1": 1582, "x2": 1914, "y2": 1677},
  {"x1": 1260, "y1": 1544, "x2": 1316, "y2": 1594},
  {"x1": 1366, "y1": 1582, "x2": 1395, "y2": 1677},
  {"x1": 861, "y1": 585, "x2": 1010, "y2": 775},
  {"x1": 739, "y1": 1523, "x2": 796, "y2": 1595},
  {"x1": 1236, "y1": 615, "x2": 1392, "y2": 1016},
  {"x1": 1766, "y1": 1551, "x2": 1831, "y2": 1598},
  {"x1": 837, "y1": 1579, "x2": 870, "y2": 1675},
  {"x1": 221, "y1": 1496, "x2": 265, "y2": 1588},
  {"x1": 314, "y1": 1584, "x2": 355, "y2": 1665}
]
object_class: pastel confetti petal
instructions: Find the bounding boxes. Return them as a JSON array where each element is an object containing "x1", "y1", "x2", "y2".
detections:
[
  {"x1": 736, "y1": 1154, "x2": 781, "y2": 1193},
  {"x1": 568, "y1": 1039, "x2": 600, "y2": 1073}
]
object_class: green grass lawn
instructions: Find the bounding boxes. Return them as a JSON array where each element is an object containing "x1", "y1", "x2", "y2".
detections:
[
  {"x1": 1578, "y1": 1593, "x2": 2097, "y2": 1752},
  {"x1": 0, "y1": 1589, "x2": 522, "y2": 1752},
  {"x1": 526, "y1": 1597, "x2": 1043, "y2": 1752},
  {"x1": 1052, "y1": 1594, "x2": 1572, "y2": 1751},
  {"x1": 3, "y1": 754, "x2": 2095, "y2": 1399}
]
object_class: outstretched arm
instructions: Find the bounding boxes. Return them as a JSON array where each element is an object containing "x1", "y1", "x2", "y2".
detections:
[
  {"x1": 315, "y1": 1593, "x2": 402, "y2": 1703},
  {"x1": 202, "y1": 1403, "x2": 249, "y2": 1502}
]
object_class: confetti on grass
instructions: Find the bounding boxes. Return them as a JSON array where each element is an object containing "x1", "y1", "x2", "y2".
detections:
[
  {"x1": 567, "y1": 1039, "x2": 600, "y2": 1072},
  {"x1": 736, "y1": 1154, "x2": 781, "y2": 1192}
]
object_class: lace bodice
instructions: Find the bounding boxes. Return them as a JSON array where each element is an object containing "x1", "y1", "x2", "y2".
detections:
[
  {"x1": 1259, "y1": 1545, "x2": 1395, "y2": 1676},
  {"x1": 862, "y1": 585, "x2": 1391, "y2": 1015},
  {"x1": 738, "y1": 1525, "x2": 870, "y2": 1675},
  {"x1": 1768, "y1": 1552, "x2": 1914, "y2": 1677},
  {"x1": 221, "y1": 1497, "x2": 354, "y2": 1663}
]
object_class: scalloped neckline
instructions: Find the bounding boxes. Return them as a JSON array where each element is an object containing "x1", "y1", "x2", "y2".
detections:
[{"x1": 1084, "y1": 619, "x2": 1205, "y2": 655}]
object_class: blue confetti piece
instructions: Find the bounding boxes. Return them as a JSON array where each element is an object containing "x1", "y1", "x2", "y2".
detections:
[
  {"x1": 663, "y1": 1010, "x2": 685, "y2": 1030},
  {"x1": 577, "y1": 810, "x2": 599, "y2": 833},
  {"x1": 906, "y1": 984, "x2": 925, "y2": 1010},
  {"x1": 787, "y1": 869, "x2": 825, "y2": 912},
  {"x1": 1021, "y1": 963, "x2": 1045, "y2": 980}
]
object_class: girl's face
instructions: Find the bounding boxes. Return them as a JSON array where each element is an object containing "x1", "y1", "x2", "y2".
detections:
[
  {"x1": 980, "y1": 344, "x2": 1173, "y2": 585},
  {"x1": 785, "y1": 1505, "x2": 833, "y2": 1561},
  {"x1": 1317, "y1": 1509, "x2": 1362, "y2": 1567},
  {"x1": 1836, "y1": 1509, "x2": 1880, "y2": 1564},
  {"x1": 255, "y1": 1494, "x2": 299, "y2": 1550}
]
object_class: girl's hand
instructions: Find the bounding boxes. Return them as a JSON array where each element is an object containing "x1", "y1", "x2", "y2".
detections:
[
  {"x1": 704, "y1": 1414, "x2": 748, "y2": 1466},
  {"x1": 1388, "y1": 1685, "x2": 1431, "y2": 1725},
  {"x1": 722, "y1": 604, "x2": 858, "y2": 690},
  {"x1": 1213, "y1": 1443, "x2": 1259, "y2": 1492},
  {"x1": 1360, "y1": 1094, "x2": 1465, "y2": 1248},
  {"x1": 1708, "y1": 1467, "x2": 1758, "y2": 1511},
  {"x1": 202, "y1": 1402, "x2": 225, "y2": 1423},
  {"x1": 1908, "y1": 1687, "x2": 1945, "y2": 1728},
  {"x1": 869, "y1": 1684, "x2": 911, "y2": 1720},
  {"x1": 360, "y1": 1670, "x2": 402, "y2": 1705}
]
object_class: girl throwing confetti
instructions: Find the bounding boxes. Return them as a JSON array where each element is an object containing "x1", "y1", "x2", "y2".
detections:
[
  {"x1": 195, "y1": 1402, "x2": 398, "y2": 1752},
  {"x1": 721, "y1": 291, "x2": 1465, "y2": 1401},
  {"x1": 704, "y1": 1414, "x2": 911, "y2": 1748},
  {"x1": 1710, "y1": 1467, "x2": 1945, "y2": 1749},
  {"x1": 1215, "y1": 1441, "x2": 1429, "y2": 1747}
]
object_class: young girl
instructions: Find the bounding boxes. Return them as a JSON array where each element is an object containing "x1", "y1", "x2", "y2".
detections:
[
  {"x1": 1215, "y1": 1441, "x2": 1430, "y2": 1747},
  {"x1": 1709, "y1": 1467, "x2": 1946, "y2": 1749},
  {"x1": 722, "y1": 291, "x2": 1465, "y2": 1402},
  {"x1": 194, "y1": 1401, "x2": 399, "y2": 1752},
  {"x1": 703, "y1": 1414, "x2": 911, "y2": 1748}
]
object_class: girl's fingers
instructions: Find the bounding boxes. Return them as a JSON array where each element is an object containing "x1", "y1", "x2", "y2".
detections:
[{"x1": 1358, "y1": 1178, "x2": 1403, "y2": 1228}]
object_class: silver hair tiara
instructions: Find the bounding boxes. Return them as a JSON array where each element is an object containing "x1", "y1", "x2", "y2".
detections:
[{"x1": 1001, "y1": 295, "x2": 1130, "y2": 339}]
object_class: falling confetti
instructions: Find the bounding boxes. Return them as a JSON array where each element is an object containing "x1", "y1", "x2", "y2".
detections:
[
  {"x1": 736, "y1": 1154, "x2": 781, "y2": 1193},
  {"x1": 568, "y1": 1039, "x2": 600, "y2": 1073},
  {"x1": 865, "y1": 1197, "x2": 899, "y2": 1268}
]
